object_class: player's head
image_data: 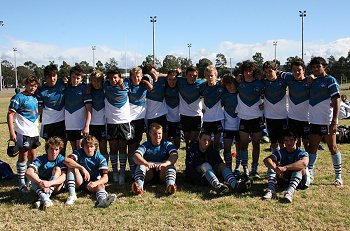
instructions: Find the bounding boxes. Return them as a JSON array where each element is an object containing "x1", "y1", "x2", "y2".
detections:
[
  {"x1": 185, "y1": 66, "x2": 198, "y2": 84},
  {"x1": 282, "y1": 130, "x2": 298, "y2": 149},
  {"x1": 45, "y1": 136, "x2": 64, "y2": 160},
  {"x1": 263, "y1": 61, "x2": 278, "y2": 80},
  {"x1": 204, "y1": 65, "x2": 218, "y2": 85},
  {"x1": 221, "y1": 73, "x2": 237, "y2": 93},
  {"x1": 23, "y1": 75, "x2": 40, "y2": 94},
  {"x1": 130, "y1": 67, "x2": 143, "y2": 85},
  {"x1": 149, "y1": 123, "x2": 163, "y2": 146},
  {"x1": 82, "y1": 135, "x2": 99, "y2": 156},
  {"x1": 44, "y1": 64, "x2": 58, "y2": 86},
  {"x1": 90, "y1": 70, "x2": 104, "y2": 90},
  {"x1": 290, "y1": 58, "x2": 305, "y2": 80},
  {"x1": 240, "y1": 60, "x2": 258, "y2": 80},
  {"x1": 310, "y1": 56, "x2": 328, "y2": 76},
  {"x1": 142, "y1": 64, "x2": 158, "y2": 82},
  {"x1": 106, "y1": 68, "x2": 122, "y2": 86},
  {"x1": 166, "y1": 69, "x2": 178, "y2": 88},
  {"x1": 198, "y1": 131, "x2": 212, "y2": 151},
  {"x1": 69, "y1": 65, "x2": 84, "y2": 86}
]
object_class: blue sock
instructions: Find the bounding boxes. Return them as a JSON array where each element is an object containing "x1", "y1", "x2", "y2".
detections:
[
  {"x1": 308, "y1": 153, "x2": 318, "y2": 180},
  {"x1": 222, "y1": 167, "x2": 237, "y2": 189},
  {"x1": 287, "y1": 171, "x2": 302, "y2": 194},
  {"x1": 234, "y1": 150, "x2": 241, "y2": 173},
  {"x1": 102, "y1": 153, "x2": 109, "y2": 165},
  {"x1": 16, "y1": 162, "x2": 26, "y2": 187},
  {"x1": 110, "y1": 154, "x2": 119, "y2": 175},
  {"x1": 240, "y1": 150, "x2": 249, "y2": 175},
  {"x1": 203, "y1": 169, "x2": 221, "y2": 189},
  {"x1": 165, "y1": 166, "x2": 176, "y2": 187},
  {"x1": 251, "y1": 162, "x2": 259, "y2": 173},
  {"x1": 266, "y1": 168, "x2": 277, "y2": 193},
  {"x1": 134, "y1": 165, "x2": 146, "y2": 188},
  {"x1": 331, "y1": 153, "x2": 342, "y2": 181},
  {"x1": 119, "y1": 153, "x2": 128, "y2": 175},
  {"x1": 67, "y1": 171, "x2": 76, "y2": 195},
  {"x1": 96, "y1": 189, "x2": 108, "y2": 203},
  {"x1": 223, "y1": 152, "x2": 233, "y2": 170},
  {"x1": 128, "y1": 154, "x2": 136, "y2": 178}
]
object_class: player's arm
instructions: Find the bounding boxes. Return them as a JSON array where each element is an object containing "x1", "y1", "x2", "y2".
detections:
[
  {"x1": 7, "y1": 110, "x2": 16, "y2": 142},
  {"x1": 64, "y1": 156, "x2": 90, "y2": 181},
  {"x1": 141, "y1": 79, "x2": 153, "y2": 91},
  {"x1": 330, "y1": 95, "x2": 340, "y2": 133},
  {"x1": 25, "y1": 167, "x2": 42, "y2": 185},
  {"x1": 83, "y1": 103, "x2": 92, "y2": 136},
  {"x1": 157, "y1": 151, "x2": 178, "y2": 170},
  {"x1": 279, "y1": 157, "x2": 308, "y2": 172},
  {"x1": 263, "y1": 155, "x2": 278, "y2": 170}
]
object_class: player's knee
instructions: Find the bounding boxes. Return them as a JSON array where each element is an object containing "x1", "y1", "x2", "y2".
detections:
[{"x1": 200, "y1": 162, "x2": 213, "y2": 173}]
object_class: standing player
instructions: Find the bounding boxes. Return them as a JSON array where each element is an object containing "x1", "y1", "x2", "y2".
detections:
[
  {"x1": 26, "y1": 136, "x2": 67, "y2": 209},
  {"x1": 37, "y1": 64, "x2": 67, "y2": 154},
  {"x1": 263, "y1": 130, "x2": 309, "y2": 203},
  {"x1": 221, "y1": 74, "x2": 241, "y2": 172},
  {"x1": 177, "y1": 66, "x2": 204, "y2": 150},
  {"x1": 7, "y1": 75, "x2": 41, "y2": 192},
  {"x1": 104, "y1": 68, "x2": 134, "y2": 184},
  {"x1": 236, "y1": 60, "x2": 265, "y2": 179},
  {"x1": 89, "y1": 70, "x2": 108, "y2": 162},
  {"x1": 64, "y1": 135, "x2": 117, "y2": 207},
  {"x1": 64, "y1": 65, "x2": 92, "y2": 151},
  {"x1": 262, "y1": 61, "x2": 288, "y2": 152},
  {"x1": 307, "y1": 57, "x2": 343, "y2": 187},
  {"x1": 132, "y1": 123, "x2": 178, "y2": 196},
  {"x1": 199, "y1": 65, "x2": 224, "y2": 151},
  {"x1": 165, "y1": 69, "x2": 181, "y2": 149}
]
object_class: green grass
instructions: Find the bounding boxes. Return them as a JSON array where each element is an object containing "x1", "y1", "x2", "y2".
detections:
[{"x1": 0, "y1": 88, "x2": 349, "y2": 230}]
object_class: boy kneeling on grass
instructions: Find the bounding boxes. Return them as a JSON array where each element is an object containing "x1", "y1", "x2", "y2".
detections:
[
  {"x1": 263, "y1": 130, "x2": 310, "y2": 203},
  {"x1": 64, "y1": 135, "x2": 116, "y2": 208},
  {"x1": 26, "y1": 136, "x2": 67, "y2": 210}
]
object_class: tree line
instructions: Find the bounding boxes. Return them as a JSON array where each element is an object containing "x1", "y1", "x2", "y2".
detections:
[{"x1": 1, "y1": 50, "x2": 350, "y2": 87}]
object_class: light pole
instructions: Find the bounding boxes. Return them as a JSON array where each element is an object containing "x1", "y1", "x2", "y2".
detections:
[
  {"x1": 273, "y1": 41, "x2": 278, "y2": 62},
  {"x1": 299, "y1": 10, "x2": 306, "y2": 60},
  {"x1": 92, "y1": 46, "x2": 96, "y2": 69},
  {"x1": 150, "y1": 16, "x2": 157, "y2": 64},
  {"x1": 0, "y1": 21, "x2": 4, "y2": 91},
  {"x1": 13, "y1": 48, "x2": 18, "y2": 88},
  {"x1": 187, "y1": 43, "x2": 192, "y2": 61}
]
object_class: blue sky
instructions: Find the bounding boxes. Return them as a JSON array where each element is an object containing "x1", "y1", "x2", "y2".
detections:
[{"x1": 0, "y1": 0, "x2": 349, "y2": 68}]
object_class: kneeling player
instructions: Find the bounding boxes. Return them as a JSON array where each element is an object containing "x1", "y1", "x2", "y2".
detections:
[
  {"x1": 132, "y1": 123, "x2": 178, "y2": 196},
  {"x1": 26, "y1": 137, "x2": 67, "y2": 210},
  {"x1": 64, "y1": 135, "x2": 116, "y2": 208},
  {"x1": 263, "y1": 130, "x2": 310, "y2": 203},
  {"x1": 185, "y1": 131, "x2": 250, "y2": 194}
]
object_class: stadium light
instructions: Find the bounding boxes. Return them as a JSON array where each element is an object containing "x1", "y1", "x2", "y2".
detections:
[
  {"x1": 92, "y1": 46, "x2": 96, "y2": 69},
  {"x1": 273, "y1": 41, "x2": 278, "y2": 62},
  {"x1": 187, "y1": 43, "x2": 192, "y2": 61},
  {"x1": 299, "y1": 10, "x2": 306, "y2": 60},
  {"x1": 13, "y1": 48, "x2": 18, "y2": 88},
  {"x1": 150, "y1": 16, "x2": 157, "y2": 64}
]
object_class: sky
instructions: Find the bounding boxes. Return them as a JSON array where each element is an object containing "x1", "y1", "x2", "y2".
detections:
[{"x1": 0, "y1": 0, "x2": 350, "y2": 69}]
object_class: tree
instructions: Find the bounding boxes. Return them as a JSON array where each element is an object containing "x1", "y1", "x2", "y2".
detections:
[
  {"x1": 215, "y1": 53, "x2": 228, "y2": 77},
  {"x1": 96, "y1": 60, "x2": 105, "y2": 72},
  {"x1": 141, "y1": 55, "x2": 161, "y2": 70},
  {"x1": 252, "y1": 52, "x2": 264, "y2": 70},
  {"x1": 17, "y1": 66, "x2": 32, "y2": 86},
  {"x1": 196, "y1": 58, "x2": 213, "y2": 79},
  {"x1": 105, "y1": 58, "x2": 119, "y2": 72},
  {"x1": 58, "y1": 61, "x2": 71, "y2": 78},
  {"x1": 282, "y1": 56, "x2": 300, "y2": 72},
  {"x1": 178, "y1": 57, "x2": 192, "y2": 75},
  {"x1": 23, "y1": 61, "x2": 38, "y2": 72},
  {"x1": 159, "y1": 55, "x2": 180, "y2": 73},
  {"x1": 77, "y1": 61, "x2": 93, "y2": 74},
  {"x1": 1, "y1": 59, "x2": 15, "y2": 87}
]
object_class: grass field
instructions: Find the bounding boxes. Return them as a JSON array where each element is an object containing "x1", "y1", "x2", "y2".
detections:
[{"x1": 0, "y1": 87, "x2": 349, "y2": 231}]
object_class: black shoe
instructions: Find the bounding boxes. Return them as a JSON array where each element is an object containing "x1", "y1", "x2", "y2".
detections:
[
  {"x1": 215, "y1": 183, "x2": 229, "y2": 195},
  {"x1": 250, "y1": 171, "x2": 260, "y2": 180}
]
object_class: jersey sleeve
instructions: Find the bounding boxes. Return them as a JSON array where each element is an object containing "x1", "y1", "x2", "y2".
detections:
[
  {"x1": 328, "y1": 76, "x2": 340, "y2": 98},
  {"x1": 135, "y1": 142, "x2": 147, "y2": 157},
  {"x1": 166, "y1": 141, "x2": 178, "y2": 156},
  {"x1": 29, "y1": 156, "x2": 43, "y2": 172}
]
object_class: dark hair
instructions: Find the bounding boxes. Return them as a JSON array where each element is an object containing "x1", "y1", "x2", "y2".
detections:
[
  {"x1": 142, "y1": 64, "x2": 155, "y2": 75},
  {"x1": 45, "y1": 136, "x2": 64, "y2": 152},
  {"x1": 70, "y1": 65, "x2": 84, "y2": 77},
  {"x1": 282, "y1": 130, "x2": 297, "y2": 140},
  {"x1": 167, "y1": 69, "x2": 179, "y2": 76},
  {"x1": 222, "y1": 73, "x2": 237, "y2": 86},
  {"x1": 185, "y1": 66, "x2": 198, "y2": 75},
  {"x1": 199, "y1": 130, "x2": 211, "y2": 139},
  {"x1": 23, "y1": 75, "x2": 41, "y2": 87},
  {"x1": 290, "y1": 58, "x2": 305, "y2": 69},
  {"x1": 240, "y1": 60, "x2": 258, "y2": 75},
  {"x1": 310, "y1": 57, "x2": 329, "y2": 73},
  {"x1": 106, "y1": 68, "x2": 122, "y2": 79},
  {"x1": 44, "y1": 64, "x2": 58, "y2": 78},
  {"x1": 263, "y1": 61, "x2": 277, "y2": 70}
]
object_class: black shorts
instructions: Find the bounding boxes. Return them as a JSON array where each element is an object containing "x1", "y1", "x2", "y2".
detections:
[
  {"x1": 41, "y1": 120, "x2": 65, "y2": 140},
  {"x1": 167, "y1": 121, "x2": 181, "y2": 138},
  {"x1": 309, "y1": 123, "x2": 329, "y2": 136},
  {"x1": 202, "y1": 121, "x2": 223, "y2": 135},
  {"x1": 89, "y1": 124, "x2": 107, "y2": 141},
  {"x1": 223, "y1": 130, "x2": 240, "y2": 142},
  {"x1": 266, "y1": 118, "x2": 288, "y2": 143},
  {"x1": 129, "y1": 119, "x2": 146, "y2": 144},
  {"x1": 288, "y1": 118, "x2": 310, "y2": 139},
  {"x1": 65, "y1": 130, "x2": 83, "y2": 141},
  {"x1": 239, "y1": 117, "x2": 265, "y2": 133},
  {"x1": 147, "y1": 115, "x2": 167, "y2": 133},
  {"x1": 277, "y1": 171, "x2": 308, "y2": 190},
  {"x1": 180, "y1": 115, "x2": 202, "y2": 132},
  {"x1": 17, "y1": 133, "x2": 41, "y2": 150},
  {"x1": 107, "y1": 123, "x2": 134, "y2": 141}
]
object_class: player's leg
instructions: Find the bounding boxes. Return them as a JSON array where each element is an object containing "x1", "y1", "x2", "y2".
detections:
[
  {"x1": 159, "y1": 165, "x2": 177, "y2": 194},
  {"x1": 118, "y1": 139, "x2": 128, "y2": 185},
  {"x1": 283, "y1": 170, "x2": 303, "y2": 203},
  {"x1": 109, "y1": 139, "x2": 119, "y2": 183},
  {"x1": 263, "y1": 168, "x2": 277, "y2": 200},
  {"x1": 199, "y1": 162, "x2": 228, "y2": 194},
  {"x1": 65, "y1": 168, "x2": 83, "y2": 205},
  {"x1": 239, "y1": 131, "x2": 250, "y2": 177},
  {"x1": 250, "y1": 131, "x2": 262, "y2": 179},
  {"x1": 16, "y1": 134, "x2": 29, "y2": 192},
  {"x1": 324, "y1": 133, "x2": 343, "y2": 187},
  {"x1": 216, "y1": 163, "x2": 249, "y2": 193},
  {"x1": 308, "y1": 127, "x2": 322, "y2": 183},
  {"x1": 132, "y1": 165, "x2": 148, "y2": 195}
]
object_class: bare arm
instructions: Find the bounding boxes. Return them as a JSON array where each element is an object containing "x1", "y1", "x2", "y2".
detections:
[
  {"x1": 330, "y1": 96, "x2": 340, "y2": 134},
  {"x1": 83, "y1": 103, "x2": 92, "y2": 136},
  {"x1": 7, "y1": 110, "x2": 16, "y2": 142}
]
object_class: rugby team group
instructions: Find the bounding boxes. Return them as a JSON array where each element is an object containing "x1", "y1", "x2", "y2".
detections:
[{"x1": 6, "y1": 56, "x2": 343, "y2": 210}]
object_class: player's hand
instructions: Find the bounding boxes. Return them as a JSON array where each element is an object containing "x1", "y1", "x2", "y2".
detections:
[
  {"x1": 39, "y1": 180, "x2": 51, "y2": 189},
  {"x1": 275, "y1": 166, "x2": 286, "y2": 177},
  {"x1": 82, "y1": 126, "x2": 89, "y2": 137},
  {"x1": 81, "y1": 168, "x2": 90, "y2": 182},
  {"x1": 118, "y1": 80, "x2": 125, "y2": 90},
  {"x1": 9, "y1": 132, "x2": 17, "y2": 142},
  {"x1": 329, "y1": 122, "x2": 337, "y2": 135},
  {"x1": 87, "y1": 181, "x2": 98, "y2": 190}
]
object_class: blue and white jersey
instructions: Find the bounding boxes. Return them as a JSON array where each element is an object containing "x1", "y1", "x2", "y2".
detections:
[
  {"x1": 146, "y1": 77, "x2": 168, "y2": 119},
  {"x1": 281, "y1": 72, "x2": 310, "y2": 122},
  {"x1": 127, "y1": 78, "x2": 147, "y2": 120},
  {"x1": 65, "y1": 83, "x2": 92, "y2": 130},
  {"x1": 309, "y1": 75, "x2": 340, "y2": 125},
  {"x1": 177, "y1": 77, "x2": 204, "y2": 117},
  {"x1": 70, "y1": 149, "x2": 108, "y2": 180},
  {"x1": 104, "y1": 79, "x2": 131, "y2": 124},
  {"x1": 236, "y1": 80, "x2": 265, "y2": 120},
  {"x1": 135, "y1": 140, "x2": 178, "y2": 162},
  {"x1": 199, "y1": 81, "x2": 224, "y2": 122},
  {"x1": 221, "y1": 90, "x2": 240, "y2": 131},
  {"x1": 9, "y1": 92, "x2": 39, "y2": 136},
  {"x1": 30, "y1": 154, "x2": 66, "y2": 180},
  {"x1": 165, "y1": 85, "x2": 180, "y2": 122},
  {"x1": 271, "y1": 147, "x2": 308, "y2": 166},
  {"x1": 90, "y1": 88, "x2": 105, "y2": 125},
  {"x1": 263, "y1": 77, "x2": 287, "y2": 119},
  {"x1": 36, "y1": 78, "x2": 66, "y2": 125}
]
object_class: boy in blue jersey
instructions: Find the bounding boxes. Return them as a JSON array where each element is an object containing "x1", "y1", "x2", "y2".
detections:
[
  {"x1": 165, "y1": 69, "x2": 181, "y2": 149},
  {"x1": 279, "y1": 58, "x2": 310, "y2": 150},
  {"x1": 262, "y1": 61, "x2": 288, "y2": 152},
  {"x1": 132, "y1": 123, "x2": 178, "y2": 196},
  {"x1": 185, "y1": 131, "x2": 250, "y2": 194},
  {"x1": 104, "y1": 68, "x2": 134, "y2": 185},
  {"x1": 177, "y1": 66, "x2": 203, "y2": 151},
  {"x1": 7, "y1": 75, "x2": 41, "y2": 192},
  {"x1": 64, "y1": 135, "x2": 117, "y2": 207},
  {"x1": 263, "y1": 130, "x2": 310, "y2": 203},
  {"x1": 37, "y1": 64, "x2": 67, "y2": 153},
  {"x1": 199, "y1": 65, "x2": 224, "y2": 152},
  {"x1": 127, "y1": 67, "x2": 153, "y2": 179},
  {"x1": 236, "y1": 60, "x2": 265, "y2": 179},
  {"x1": 307, "y1": 57, "x2": 343, "y2": 188},
  {"x1": 221, "y1": 74, "x2": 241, "y2": 172},
  {"x1": 26, "y1": 136, "x2": 67, "y2": 210},
  {"x1": 89, "y1": 70, "x2": 108, "y2": 162},
  {"x1": 64, "y1": 65, "x2": 92, "y2": 151}
]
